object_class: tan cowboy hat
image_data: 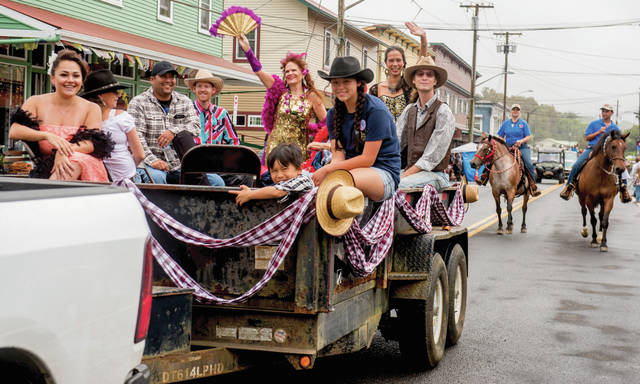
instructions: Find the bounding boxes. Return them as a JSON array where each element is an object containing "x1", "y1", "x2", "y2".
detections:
[
  {"x1": 403, "y1": 56, "x2": 448, "y2": 89},
  {"x1": 185, "y1": 69, "x2": 224, "y2": 95},
  {"x1": 316, "y1": 170, "x2": 365, "y2": 236}
]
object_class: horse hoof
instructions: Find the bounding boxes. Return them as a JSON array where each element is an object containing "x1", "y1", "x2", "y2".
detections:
[
  {"x1": 521, "y1": 227, "x2": 527, "y2": 233},
  {"x1": 600, "y1": 246, "x2": 608, "y2": 252},
  {"x1": 591, "y1": 242, "x2": 599, "y2": 248},
  {"x1": 581, "y1": 227, "x2": 589, "y2": 238},
  {"x1": 597, "y1": 232, "x2": 603, "y2": 243},
  {"x1": 496, "y1": 229, "x2": 503, "y2": 235},
  {"x1": 506, "y1": 228, "x2": 513, "y2": 235}
]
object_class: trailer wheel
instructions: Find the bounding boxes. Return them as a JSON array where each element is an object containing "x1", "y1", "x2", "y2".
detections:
[
  {"x1": 398, "y1": 253, "x2": 449, "y2": 370},
  {"x1": 446, "y1": 244, "x2": 467, "y2": 346}
]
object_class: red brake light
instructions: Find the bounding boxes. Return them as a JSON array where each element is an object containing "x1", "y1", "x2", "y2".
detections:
[{"x1": 135, "y1": 237, "x2": 153, "y2": 343}]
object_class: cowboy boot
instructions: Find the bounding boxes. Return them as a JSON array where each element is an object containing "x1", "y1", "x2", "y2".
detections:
[
  {"x1": 560, "y1": 182, "x2": 576, "y2": 200},
  {"x1": 476, "y1": 168, "x2": 490, "y2": 186},
  {"x1": 527, "y1": 173, "x2": 542, "y2": 197},
  {"x1": 620, "y1": 184, "x2": 632, "y2": 203}
]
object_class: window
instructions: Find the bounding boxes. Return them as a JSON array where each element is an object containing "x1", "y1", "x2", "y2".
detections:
[
  {"x1": 248, "y1": 115, "x2": 262, "y2": 127},
  {"x1": 362, "y1": 48, "x2": 368, "y2": 68},
  {"x1": 345, "y1": 40, "x2": 351, "y2": 56},
  {"x1": 0, "y1": 45, "x2": 26, "y2": 60},
  {"x1": 199, "y1": 0, "x2": 212, "y2": 34},
  {"x1": 158, "y1": 0, "x2": 173, "y2": 23},
  {"x1": 235, "y1": 115, "x2": 246, "y2": 126},
  {"x1": 101, "y1": 0, "x2": 123, "y2": 6},
  {"x1": 453, "y1": 95, "x2": 458, "y2": 114},
  {"x1": 31, "y1": 44, "x2": 47, "y2": 68},
  {"x1": 474, "y1": 115, "x2": 482, "y2": 131},
  {"x1": 110, "y1": 55, "x2": 134, "y2": 78},
  {"x1": 233, "y1": 28, "x2": 259, "y2": 62},
  {"x1": 324, "y1": 30, "x2": 332, "y2": 68}
]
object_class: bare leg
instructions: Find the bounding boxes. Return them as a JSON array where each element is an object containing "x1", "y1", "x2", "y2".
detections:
[{"x1": 350, "y1": 168, "x2": 386, "y2": 201}]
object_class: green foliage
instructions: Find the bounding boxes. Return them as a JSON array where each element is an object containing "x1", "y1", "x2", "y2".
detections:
[{"x1": 480, "y1": 87, "x2": 589, "y2": 147}]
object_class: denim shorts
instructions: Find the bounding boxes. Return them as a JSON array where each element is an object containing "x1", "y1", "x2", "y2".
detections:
[{"x1": 372, "y1": 167, "x2": 396, "y2": 202}]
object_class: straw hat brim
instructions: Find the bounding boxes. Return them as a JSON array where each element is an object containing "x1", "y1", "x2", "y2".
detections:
[
  {"x1": 462, "y1": 184, "x2": 479, "y2": 203},
  {"x1": 185, "y1": 76, "x2": 224, "y2": 95},
  {"x1": 403, "y1": 65, "x2": 448, "y2": 89},
  {"x1": 316, "y1": 170, "x2": 358, "y2": 237}
]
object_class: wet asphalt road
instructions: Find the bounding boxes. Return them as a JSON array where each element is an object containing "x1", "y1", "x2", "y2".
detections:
[{"x1": 200, "y1": 180, "x2": 640, "y2": 384}]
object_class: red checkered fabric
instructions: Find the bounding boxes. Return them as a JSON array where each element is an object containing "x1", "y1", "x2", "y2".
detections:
[{"x1": 116, "y1": 180, "x2": 464, "y2": 302}]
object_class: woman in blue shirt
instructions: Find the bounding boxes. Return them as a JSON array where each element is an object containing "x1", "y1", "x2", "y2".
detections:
[
  {"x1": 312, "y1": 57, "x2": 401, "y2": 202},
  {"x1": 496, "y1": 104, "x2": 540, "y2": 196}
]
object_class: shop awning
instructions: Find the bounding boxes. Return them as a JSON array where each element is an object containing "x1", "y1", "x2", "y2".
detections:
[
  {"x1": 0, "y1": 0, "x2": 260, "y2": 87},
  {"x1": 0, "y1": 4, "x2": 58, "y2": 41}
]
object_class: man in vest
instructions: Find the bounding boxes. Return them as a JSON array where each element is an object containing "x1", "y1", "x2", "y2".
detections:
[{"x1": 396, "y1": 56, "x2": 455, "y2": 190}]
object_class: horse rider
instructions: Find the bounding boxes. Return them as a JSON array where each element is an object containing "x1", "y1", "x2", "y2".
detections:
[
  {"x1": 395, "y1": 56, "x2": 455, "y2": 190},
  {"x1": 560, "y1": 103, "x2": 632, "y2": 202},
  {"x1": 477, "y1": 104, "x2": 541, "y2": 196}
]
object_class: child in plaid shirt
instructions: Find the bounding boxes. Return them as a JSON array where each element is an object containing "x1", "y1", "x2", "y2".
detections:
[{"x1": 230, "y1": 143, "x2": 314, "y2": 206}]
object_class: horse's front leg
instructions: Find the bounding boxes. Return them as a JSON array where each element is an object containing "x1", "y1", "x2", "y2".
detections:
[
  {"x1": 493, "y1": 191, "x2": 503, "y2": 235},
  {"x1": 599, "y1": 199, "x2": 614, "y2": 252},
  {"x1": 505, "y1": 190, "x2": 515, "y2": 234},
  {"x1": 521, "y1": 192, "x2": 529, "y2": 233},
  {"x1": 579, "y1": 195, "x2": 589, "y2": 238},
  {"x1": 589, "y1": 205, "x2": 598, "y2": 248},
  {"x1": 597, "y1": 204, "x2": 604, "y2": 244}
]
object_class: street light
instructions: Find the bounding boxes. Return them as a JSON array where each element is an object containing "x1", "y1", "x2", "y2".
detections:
[
  {"x1": 515, "y1": 89, "x2": 533, "y2": 96},
  {"x1": 476, "y1": 71, "x2": 515, "y2": 87}
]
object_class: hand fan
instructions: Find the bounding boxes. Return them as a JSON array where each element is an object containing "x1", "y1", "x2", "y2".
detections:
[{"x1": 209, "y1": 6, "x2": 261, "y2": 38}]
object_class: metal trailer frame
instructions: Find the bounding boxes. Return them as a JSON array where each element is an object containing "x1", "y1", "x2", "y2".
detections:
[{"x1": 138, "y1": 184, "x2": 468, "y2": 383}]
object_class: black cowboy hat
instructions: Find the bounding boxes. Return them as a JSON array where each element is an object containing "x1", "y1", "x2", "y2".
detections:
[
  {"x1": 81, "y1": 69, "x2": 128, "y2": 98},
  {"x1": 318, "y1": 56, "x2": 374, "y2": 83}
]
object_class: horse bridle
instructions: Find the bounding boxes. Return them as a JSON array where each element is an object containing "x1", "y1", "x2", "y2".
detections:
[
  {"x1": 601, "y1": 136, "x2": 625, "y2": 176},
  {"x1": 474, "y1": 139, "x2": 496, "y2": 164}
]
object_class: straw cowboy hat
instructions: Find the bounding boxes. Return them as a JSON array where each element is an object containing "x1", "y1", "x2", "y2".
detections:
[
  {"x1": 81, "y1": 69, "x2": 128, "y2": 98},
  {"x1": 403, "y1": 56, "x2": 448, "y2": 89},
  {"x1": 185, "y1": 69, "x2": 224, "y2": 95},
  {"x1": 461, "y1": 183, "x2": 479, "y2": 203},
  {"x1": 318, "y1": 56, "x2": 374, "y2": 83},
  {"x1": 316, "y1": 170, "x2": 365, "y2": 236}
]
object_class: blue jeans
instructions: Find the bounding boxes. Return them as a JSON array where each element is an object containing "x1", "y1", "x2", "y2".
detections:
[
  {"x1": 372, "y1": 167, "x2": 397, "y2": 201},
  {"x1": 635, "y1": 185, "x2": 640, "y2": 202},
  {"x1": 138, "y1": 164, "x2": 224, "y2": 186},
  {"x1": 566, "y1": 147, "x2": 592, "y2": 185},
  {"x1": 519, "y1": 145, "x2": 535, "y2": 179},
  {"x1": 398, "y1": 170, "x2": 450, "y2": 191}
]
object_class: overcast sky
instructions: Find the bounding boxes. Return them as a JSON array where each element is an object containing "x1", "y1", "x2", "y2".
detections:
[{"x1": 320, "y1": 0, "x2": 640, "y2": 125}]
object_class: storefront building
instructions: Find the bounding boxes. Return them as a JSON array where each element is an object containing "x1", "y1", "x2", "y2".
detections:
[{"x1": 0, "y1": 0, "x2": 259, "y2": 147}]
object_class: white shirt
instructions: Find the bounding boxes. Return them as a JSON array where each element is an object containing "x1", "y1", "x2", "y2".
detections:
[{"x1": 102, "y1": 110, "x2": 137, "y2": 181}]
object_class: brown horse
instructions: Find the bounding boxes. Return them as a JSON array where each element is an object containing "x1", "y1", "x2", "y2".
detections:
[
  {"x1": 576, "y1": 129, "x2": 629, "y2": 252},
  {"x1": 470, "y1": 136, "x2": 530, "y2": 234}
]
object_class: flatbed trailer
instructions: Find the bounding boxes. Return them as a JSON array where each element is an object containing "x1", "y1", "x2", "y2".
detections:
[{"x1": 137, "y1": 182, "x2": 469, "y2": 383}]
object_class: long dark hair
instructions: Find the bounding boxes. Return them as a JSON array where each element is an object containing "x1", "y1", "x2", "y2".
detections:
[
  {"x1": 333, "y1": 80, "x2": 367, "y2": 153},
  {"x1": 385, "y1": 46, "x2": 407, "y2": 68}
]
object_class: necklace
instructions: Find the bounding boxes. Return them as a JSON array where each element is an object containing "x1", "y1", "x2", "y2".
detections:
[
  {"x1": 284, "y1": 87, "x2": 308, "y2": 122},
  {"x1": 387, "y1": 81, "x2": 402, "y2": 94}
]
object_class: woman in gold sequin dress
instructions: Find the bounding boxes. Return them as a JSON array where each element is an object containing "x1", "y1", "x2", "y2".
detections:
[
  {"x1": 238, "y1": 35, "x2": 326, "y2": 163},
  {"x1": 369, "y1": 22, "x2": 429, "y2": 122}
]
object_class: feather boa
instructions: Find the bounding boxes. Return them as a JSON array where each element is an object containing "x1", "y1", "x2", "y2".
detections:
[
  {"x1": 69, "y1": 128, "x2": 115, "y2": 159},
  {"x1": 10, "y1": 107, "x2": 40, "y2": 130},
  {"x1": 261, "y1": 75, "x2": 287, "y2": 134}
]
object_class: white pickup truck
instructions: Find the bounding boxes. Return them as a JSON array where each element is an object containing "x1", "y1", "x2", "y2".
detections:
[{"x1": 0, "y1": 177, "x2": 152, "y2": 384}]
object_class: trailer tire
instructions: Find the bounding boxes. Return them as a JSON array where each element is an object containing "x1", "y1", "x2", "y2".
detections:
[
  {"x1": 398, "y1": 253, "x2": 448, "y2": 370},
  {"x1": 446, "y1": 244, "x2": 467, "y2": 346}
]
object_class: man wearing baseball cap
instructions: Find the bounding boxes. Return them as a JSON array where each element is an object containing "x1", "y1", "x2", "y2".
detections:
[
  {"x1": 560, "y1": 103, "x2": 631, "y2": 202},
  {"x1": 128, "y1": 61, "x2": 221, "y2": 185}
]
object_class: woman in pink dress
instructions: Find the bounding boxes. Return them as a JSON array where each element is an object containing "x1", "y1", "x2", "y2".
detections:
[{"x1": 9, "y1": 49, "x2": 113, "y2": 181}]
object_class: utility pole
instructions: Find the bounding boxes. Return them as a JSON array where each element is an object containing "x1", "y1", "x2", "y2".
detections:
[
  {"x1": 336, "y1": 0, "x2": 365, "y2": 56},
  {"x1": 616, "y1": 99, "x2": 619, "y2": 125},
  {"x1": 461, "y1": 2, "x2": 494, "y2": 143},
  {"x1": 494, "y1": 31, "x2": 521, "y2": 121}
]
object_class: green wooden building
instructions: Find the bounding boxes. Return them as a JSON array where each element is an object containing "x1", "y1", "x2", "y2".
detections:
[{"x1": 0, "y1": 0, "x2": 258, "y2": 147}]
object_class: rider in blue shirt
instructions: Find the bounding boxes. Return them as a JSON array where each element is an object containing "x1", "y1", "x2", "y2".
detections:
[
  {"x1": 560, "y1": 103, "x2": 631, "y2": 202},
  {"x1": 478, "y1": 104, "x2": 540, "y2": 196}
]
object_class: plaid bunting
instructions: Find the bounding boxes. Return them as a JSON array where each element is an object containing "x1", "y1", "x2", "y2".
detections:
[{"x1": 116, "y1": 180, "x2": 464, "y2": 302}]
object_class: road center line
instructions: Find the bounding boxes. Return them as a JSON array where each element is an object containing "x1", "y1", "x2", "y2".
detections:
[{"x1": 468, "y1": 183, "x2": 563, "y2": 237}]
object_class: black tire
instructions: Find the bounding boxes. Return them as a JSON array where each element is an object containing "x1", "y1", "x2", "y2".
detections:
[
  {"x1": 398, "y1": 253, "x2": 449, "y2": 370},
  {"x1": 446, "y1": 244, "x2": 467, "y2": 346}
]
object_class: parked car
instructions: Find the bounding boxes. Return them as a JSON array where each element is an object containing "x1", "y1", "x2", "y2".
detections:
[
  {"x1": 0, "y1": 177, "x2": 152, "y2": 384},
  {"x1": 535, "y1": 148, "x2": 565, "y2": 184},
  {"x1": 564, "y1": 150, "x2": 578, "y2": 177}
]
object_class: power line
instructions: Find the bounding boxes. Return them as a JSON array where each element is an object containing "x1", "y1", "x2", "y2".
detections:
[{"x1": 478, "y1": 65, "x2": 640, "y2": 76}]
